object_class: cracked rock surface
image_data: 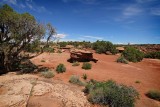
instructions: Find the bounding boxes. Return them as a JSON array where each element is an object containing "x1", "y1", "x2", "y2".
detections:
[{"x1": 0, "y1": 73, "x2": 90, "y2": 107}]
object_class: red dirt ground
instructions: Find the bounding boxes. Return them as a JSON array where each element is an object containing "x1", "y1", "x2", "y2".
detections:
[{"x1": 31, "y1": 52, "x2": 160, "y2": 107}]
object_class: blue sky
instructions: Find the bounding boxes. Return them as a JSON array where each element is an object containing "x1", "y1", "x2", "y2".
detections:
[{"x1": 1, "y1": 0, "x2": 160, "y2": 44}]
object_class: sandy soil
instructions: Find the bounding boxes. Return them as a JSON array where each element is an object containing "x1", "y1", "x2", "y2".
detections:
[
  {"x1": 0, "y1": 52, "x2": 159, "y2": 107},
  {"x1": 31, "y1": 52, "x2": 160, "y2": 107}
]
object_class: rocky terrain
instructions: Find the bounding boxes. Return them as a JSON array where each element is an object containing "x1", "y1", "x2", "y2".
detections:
[{"x1": 0, "y1": 73, "x2": 90, "y2": 107}]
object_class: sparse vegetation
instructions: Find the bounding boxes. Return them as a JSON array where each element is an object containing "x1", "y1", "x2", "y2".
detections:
[
  {"x1": 82, "y1": 62, "x2": 92, "y2": 70},
  {"x1": 56, "y1": 63, "x2": 66, "y2": 73},
  {"x1": 145, "y1": 51, "x2": 160, "y2": 59},
  {"x1": 57, "y1": 50, "x2": 62, "y2": 53},
  {"x1": 43, "y1": 46, "x2": 54, "y2": 53},
  {"x1": 82, "y1": 74, "x2": 87, "y2": 80},
  {"x1": 135, "y1": 80, "x2": 141, "y2": 84},
  {"x1": 58, "y1": 41, "x2": 92, "y2": 48},
  {"x1": 116, "y1": 56, "x2": 128, "y2": 64},
  {"x1": 122, "y1": 47, "x2": 144, "y2": 62},
  {"x1": 146, "y1": 90, "x2": 160, "y2": 101},
  {"x1": 41, "y1": 60, "x2": 46, "y2": 62},
  {"x1": 18, "y1": 60, "x2": 38, "y2": 74},
  {"x1": 69, "y1": 75, "x2": 85, "y2": 86},
  {"x1": 84, "y1": 80, "x2": 139, "y2": 107},
  {"x1": 41, "y1": 70, "x2": 54, "y2": 78},
  {"x1": 92, "y1": 40, "x2": 118, "y2": 54},
  {"x1": 72, "y1": 61, "x2": 80, "y2": 66}
]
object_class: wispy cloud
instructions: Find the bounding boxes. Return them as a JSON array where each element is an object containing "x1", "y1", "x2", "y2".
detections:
[
  {"x1": 56, "y1": 34, "x2": 67, "y2": 38},
  {"x1": 62, "y1": 0, "x2": 98, "y2": 5},
  {"x1": 150, "y1": 8, "x2": 160, "y2": 16},
  {"x1": 26, "y1": 2, "x2": 34, "y2": 10},
  {"x1": 136, "y1": 0, "x2": 157, "y2": 3},
  {"x1": 25, "y1": 1, "x2": 52, "y2": 14},
  {"x1": 3, "y1": 0, "x2": 17, "y2": 5},
  {"x1": 123, "y1": 6, "x2": 142, "y2": 16},
  {"x1": 114, "y1": 5, "x2": 143, "y2": 22},
  {"x1": 1, "y1": 0, "x2": 52, "y2": 14},
  {"x1": 83, "y1": 35, "x2": 103, "y2": 40},
  {"x1": 60, "y1": 39, "x2": 79, "y2": 42},
  {"x1": 19, "y1": 3, "x2": 26, "y2": 8}
]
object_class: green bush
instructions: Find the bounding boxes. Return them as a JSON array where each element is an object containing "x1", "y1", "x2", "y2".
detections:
[
  {"x1": 82, "y1": 62, "x2": 92, "y2": 70},
  {"x1": 116, "y1": 56, "x2": 128, "y2": 64},
  {"x1": 41, "y1": 59, "x2": 45, "y2": 62},
  {"x1": 84, "y1": 80, "x2": 139, "y2": 107},
  {"x1": 25, "y1": 40, "x2": 41, "y2": 53},
  {"x1": 135, "y1": 80, "x2": 141, "y2": 84},
  {"x1": 18, "y1": 59, "x2": 38, "y2": 74},
  {"x1": 69, "y1": 75, "x2": 85, "y2": 86},
  {"x1": 122, "y1": 47, "x2": 144, "y2": 62},
  {"x1": 43, "y1": 47, "x2": 54, "y2": 53},
  {"x1": 92, "y1": 41, "x2": 117, "y2": 54},
  {"x1": 145, "y1": 51, "x2": 160, "y2": 59},
  {"x1": 146, "y1": 90, "x2": 160, "y2": 101},
  {"x1": 56, "y1": 63, "x2": 66, "y2": 73},
  {"x1": 41, "y1": 70, "x2": 54, "y2": 78},
  {"x1": 82, "y1": 74, "x2": 87, "y2": 80},
  {"x1": 59, "y1": 41, "x2": 68, "y2": 47},
  {"x1": 57, "y1": 50, "x2": 62, "y2": 53},
  {"x1": 72, "y1": 61, "x2": 80, "y2": 66}
]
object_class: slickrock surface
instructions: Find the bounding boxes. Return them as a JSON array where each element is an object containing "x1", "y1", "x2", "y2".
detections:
[{"x1": 0, "y1": 73, "x2": 90, "y2": 107}]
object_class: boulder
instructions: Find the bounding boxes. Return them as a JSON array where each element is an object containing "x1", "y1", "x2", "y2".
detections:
[{"x1": 69, "y1": 49, "x2": 98, "y2": 63}]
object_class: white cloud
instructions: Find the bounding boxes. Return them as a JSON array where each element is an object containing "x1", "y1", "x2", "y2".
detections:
[
  {"x1": 1, "y1": 0, "x2": 52, "y2": 14},
  {"x1": 83, "y1": 35, "x2": 103, "y2": 40},
  {"x1": 62, "y1": 0, "x2": 98, "y2": 5},
  {"x1": 25, "y1": 0, "x2": 32, "y2": 2},
  {"x1": 26, "y1": 2, "x2": 34, "y2": 10},
  {"x1": 114, "y1": 5, "x2": 143, "y2": 22},
  {"x1": 56, "y1": 34, "x2": 67, "y2": 39},
  {"x1": 136, "y1": 0, "x2": 156, "y2": 3},
  {"x1": 41, "y1": 38, "x2": 47, "y2": 42},
  {"x1": 151, "y1": 8, "x2": 160, "y2": 16},
  {"x1": 25, "y1": 2, "x2": 52, "y2": 14},
  {"x1": 123, "y1": 6, "x2": 142, "y2": 16},
  {"x1": 19, "y1": 4, "x2": 26, "y2": 8},
  {"x1": 3, "y1": 0, "x2": 17, "y2": 5},
  {"x1": 62, "y1": 0, "x2": 68, "y2": 2},
  {"x1": 79, "y1": 0, "x2": 97, "y2": 4}
]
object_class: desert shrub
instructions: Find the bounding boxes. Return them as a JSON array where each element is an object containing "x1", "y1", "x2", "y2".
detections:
[
  {"x1": 122, "y1": 47, "x2": 144, "y2": 62},
  {"x1": 82, "y1": 74, "x2": 87, "y2": 80},
  {"x1": 81, "y1": 41, "x2": 92, "y2": 48},
  {"x1": 56, "y1": 63, "x2": 66, "y2": 73},
  {"x1": 92, "y1": 41, "x2": 118, "y2": 54},
  {"x1": 146, "y1": 90, "x2": 160, "y2": 101},
  {"x1": 69, "y1": 75, "x2": 85, "y2": 86},
  {"x1": 59, "y1": 41, "x2": 68, "y2": 47},
  {"x1": 72, "y1": 61, "x2": 80, "y2": 66},
  {"x1": 82, "y1": 62, "x2": 92, "y2": 70},
  {"x1": 43, "y1": 46, "x2": 54, "y2": 53},
  {"x1": 41, "y1": 70, "x2": 54, "y2": 78},
  {"x1": 18, "y1": 59, "x2": 38, "y2": 74},
  {"x1": 135, "y1": 80, "x2": 141, "y2": 84},
  {"x1": 116, "y1": 56, "x2": 128, "y2": 64},
  {"x1": 25, "y1": 40, "x2": 41, "y2": 53},
  {"x1": 41, "y1": 59, "x2": 45, "y2": 62},
  {"x1": 84, "y1": 80, "x2": 139, "y2": 107},
  {"x1": 57, "y1": 50, "x2": 62, "y2": 53},
  {"x1": 145, "y1": 51, "x2": 160, "y2": 59}
]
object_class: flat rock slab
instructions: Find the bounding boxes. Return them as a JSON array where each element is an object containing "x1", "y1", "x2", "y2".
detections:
[
  {"x1": 0, "y1": 74, "x2": 37, "y2": 107},
  {"x1": 0, "y1": 74, "x2": 90, "y2": 107}
]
